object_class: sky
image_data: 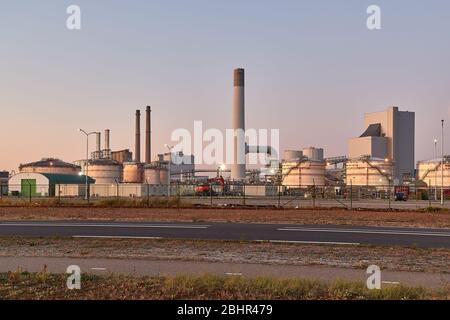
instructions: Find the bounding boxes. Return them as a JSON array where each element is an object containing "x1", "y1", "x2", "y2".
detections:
[{"x1": 1, "y1": 0, "x2": 450, "y2": 172}]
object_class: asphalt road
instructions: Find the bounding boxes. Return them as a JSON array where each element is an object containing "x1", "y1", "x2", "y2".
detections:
[
  {"x1": 0, "y1": 220, "x2": 449, "y2": 248},
  {"x1": 1, "y1": 256, "x2": 448, "y2": 289}
]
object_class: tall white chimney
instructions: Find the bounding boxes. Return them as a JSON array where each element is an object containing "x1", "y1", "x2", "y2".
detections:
[{"x1": 231, "y1": 68, "x2": 246, "y2": 180}]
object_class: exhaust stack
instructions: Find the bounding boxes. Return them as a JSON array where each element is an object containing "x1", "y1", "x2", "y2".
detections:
[
  {"x1": 145, "y1": 106, "x2": 151, "y2": 164},
  {"x1": 96, "y1": 132, "x2": 101, "y2": 153},
  {"x1": 231, "y1": 68, "x2": 246, "y2": 180},
  {"x1": 135, "y1": 110, "x2": 141, "y2": 163},
  {"x1": 105, "y1": 129, "x2": 110, "y2": 151}
]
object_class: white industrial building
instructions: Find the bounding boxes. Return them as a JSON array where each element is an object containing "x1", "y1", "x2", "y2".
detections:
[{"x1": 348, "y1": 106, "x2": 415, "y2": 185}]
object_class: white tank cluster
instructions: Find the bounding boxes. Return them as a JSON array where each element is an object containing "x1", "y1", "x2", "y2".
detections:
[
  {"x1": 417, "y1": 157, "x2": 450, "y2": 187},
  {"x1": 281, "y1": 147, "x2": 326, "y2": 187}
]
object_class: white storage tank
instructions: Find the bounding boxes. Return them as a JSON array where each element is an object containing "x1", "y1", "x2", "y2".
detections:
[
  {"x1": 123, "y1": 162, "x2": 143, "y2": 183},
  {"x1": 417, "y1": 157, "x2": 450, "y2": 186},
  {"x1": 346, "y1": 158, "x2": 393, "y2": 186},
  {"x1": 282, "y1": 160, "x2": 326, "y2": 187},
  {"x1": 144, "y1": 166, "x2": 161, "y2": 185},
  {"x1": 87, "y1": 159, "x2": 123, "y2": 185},
  {"x1": 19, "y1": 158, "x2": 81, "y2": 175},
  {"x1": 284, "y1": 150, "x2": 303, "y2": 162}
]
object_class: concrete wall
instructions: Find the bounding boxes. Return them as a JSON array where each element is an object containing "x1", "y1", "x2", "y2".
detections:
[{"x1": 348, "y1": 136, "x2": 388, "y2": 159}]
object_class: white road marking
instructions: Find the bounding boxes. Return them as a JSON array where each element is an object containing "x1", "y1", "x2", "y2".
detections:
[
  {"x1": 91, "y1": 267, "x2": 107, "y2": 271},
  {"x1": 382, "y1": 281, "x2": 400, "y2": 285},
  {"x1": 73, "y1": 236, "x2": 163, "y2": 240},
  {"x1": 225, "y1": 273, "x2": 243, "y2": 276},
  {"x1": 256, "y1": 240, "x2": 360, "y2": 246},
  {"x1": 277, "y1": 227, "x2": 450, "y2": 237},
  {"x1": 0, "y1": 223, "x2": 210, "y2": 229}
]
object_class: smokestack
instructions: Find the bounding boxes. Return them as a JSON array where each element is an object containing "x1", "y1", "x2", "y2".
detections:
[
  {"x1": 145, "y1": 106, "x2": 151, "y2": 164},
  {"x1": 135, "y1": 110, "x2": 141, "y2": 163},
  {"x1": 96, "y1": 132, "x2": 101, "y2": 153},
  {"x1": 231, "y1": 68, "x2": 246, "y2": 180},
  {"x1": 105, "y1": 129, "x2": 110, "y2": 150}
]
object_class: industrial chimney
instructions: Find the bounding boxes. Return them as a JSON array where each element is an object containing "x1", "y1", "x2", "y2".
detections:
[
  {"x1": 135, "y1": 110, "x2": 141, "y2": 163},
  {"x1": 105, "y1": 129, "x2": 110, "y2": 151},
  {"x1": 145, "y1": 106, "x2": 151, "y2": 164},
  {"x1": 231, "y1": 68, "x2": 246, "y2": 180},
  {"x1": 96, "y1": 132, "x2": 101, "y2": 156}
]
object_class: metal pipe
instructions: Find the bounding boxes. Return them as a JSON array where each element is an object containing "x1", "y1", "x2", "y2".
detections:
[
  {"x1": 105, "y1": 129, "x2": 110, "y2": 151},
  {"x1": 135, "y1": 110, "x2": 141, "y2": 163}
]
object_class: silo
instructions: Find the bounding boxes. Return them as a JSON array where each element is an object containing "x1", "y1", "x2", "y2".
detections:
[
  {"x1": 417, "y1": 158, "x2": 450, "y2": 186},
  {"x1": 303, "y1": 147, "x2": 324, "y2": 161},
  {"x1": 143, "y1": 166, "x2": 161, "y2": 185},
  {"x1": 284, "y1": 150, "x2": 303, "y2": 162},
  {"x1": 87, "y1": 159, "x2": 123, "y2": 185},
  {"x1": 346, "y1": 158, "x2": 393, "y2": 186},
  {"x1": 123, "y1": 162, "x2": 143, "y2": 183}
]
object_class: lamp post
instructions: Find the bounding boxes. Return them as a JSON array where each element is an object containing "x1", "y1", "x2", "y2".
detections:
[
  {"x1": 441, "y1": 120, "x2": 445, "y2": 205},
  {"x1": 78, "y1": 129, "x2": 97, "y2": 202},
  {"x1": 434, "y1": 139, "x2": 438, "y2": 201},
  {"x1": 164, "y1": 144, "x2": 174, "y2": 197}
]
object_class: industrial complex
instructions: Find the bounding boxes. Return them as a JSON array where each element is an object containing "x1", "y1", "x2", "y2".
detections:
[{"x1": 1, "y1": 68, "x2": 447, "y2": 200}]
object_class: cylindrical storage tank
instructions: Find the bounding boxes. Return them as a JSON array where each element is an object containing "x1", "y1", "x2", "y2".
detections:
[
  {"x1": 19, "y1": 158, "x2": 81, "y2": 175},
  {"x1": 87, "y1": 159, "x2": 123, "y2": 185},
  {"x1": 284, "y1": 150, "x2": 303, "y2": 162},
  {"x1": 123, "y1": 162, "x2": 143, "y2": 183},
  {"x1": 159, "y1": 167, "x2": 169, "y2": 185},
  {"x1": 282, "y1": 160, "x2": 325, "y2": 187},
  {"x1": 417, "y1": 158, "x2": 450, "y2": 186},
  {"x1": 345, "y1": 158, "x2": 394, "y2": 186},
  {"x1": 302, "y1": 147, "x2": 324, "y2": 161},
  {"x1": 143, "y1": 166, "x2": 161, "y2": 185}
]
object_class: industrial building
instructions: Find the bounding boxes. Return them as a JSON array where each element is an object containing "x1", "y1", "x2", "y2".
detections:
[
  {"x1": 8, "y1": 172, "x2": 94, "y2": 197},
  {"x1": 348, "y1": 106, "x2": 415, "y2": 185}
]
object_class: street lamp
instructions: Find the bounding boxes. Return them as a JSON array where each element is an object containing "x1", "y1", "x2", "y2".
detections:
[
  {"x1": 78, "y1": 129, "x2": 97, "y2": 201},
  {"x1": 434, "y1": 139, "x2": 438, "y2": 201},
  {"x1": 441, "y1": 120, "x2": 445, "y2": 206},
  {"x1": 164, "y1": 144, "x2": 174, "y2": 197}
]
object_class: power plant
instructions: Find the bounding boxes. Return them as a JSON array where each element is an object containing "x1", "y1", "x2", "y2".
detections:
[{"x1": 5, "y1": 68, "x2": 448, "y2": 200}]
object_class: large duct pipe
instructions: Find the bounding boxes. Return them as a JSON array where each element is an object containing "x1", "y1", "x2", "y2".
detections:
[
  {"x1": 135, "y1": 110, "x2": 141, "y2": 163},
  {"x1": 231, "y1": 68, "x2": 246, "y2": 180},
  {"x1": 105, "y1": 129, "x2": 110, "y2": 151},
  {"x1": 145, "y1": 106, "x2": 151, "y2": 164}
]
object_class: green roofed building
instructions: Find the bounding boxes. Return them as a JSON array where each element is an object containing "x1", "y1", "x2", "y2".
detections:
[{"x1": 8, "y1": 172, "x2": 95, "y2": 197}]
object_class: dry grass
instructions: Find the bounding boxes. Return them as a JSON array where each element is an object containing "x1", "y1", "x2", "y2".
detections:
[
  {"x1": 0, "y1": 272, "x2": 447, "y2": 300},
  {"x1": 1, "y1": 237, "x2": 449, "y2": 273},
  {"x1": 0, "y1": 206, "x2": 450, "y2": 228}
]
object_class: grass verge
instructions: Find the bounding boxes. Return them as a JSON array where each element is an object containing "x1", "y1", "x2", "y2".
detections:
[{"x1": 0, "y1": 272, "x2": 448, "y2": 300}]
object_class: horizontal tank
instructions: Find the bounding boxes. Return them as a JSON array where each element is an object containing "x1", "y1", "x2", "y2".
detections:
[
  {"x1": 123, "y1": 162, "x2": 143, "y2": 183},
  {"x1": 417, "y1": 157, "x2": 450, "y2": 186},
  {"x1": 87, "y1": 159, "x2": 123, "y2": 185},
  {"x1": 143, "y1": 166, "x2": 161, "y2": 185},
  {"x1": 346, "y1": 158, "x2": 393, "y2": 186},
  {"x1": 282, "y1": 160, "x2": 326, "y2": 187},
  {"x1": 19, "y1": 158, "x2": 81, "y2": 175}
]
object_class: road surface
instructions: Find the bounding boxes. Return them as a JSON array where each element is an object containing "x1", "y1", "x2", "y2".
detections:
[
  {"x1": 0, "y1": 256, "x2": 448, "y2": 289},
  {"x1": 0, "y1": 220, "x2": 449, "y2": 248}
]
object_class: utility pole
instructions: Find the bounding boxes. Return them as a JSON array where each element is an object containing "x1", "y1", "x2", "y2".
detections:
[{"x1": 435, "y1": 139, "x2": 438, "y2": 201}]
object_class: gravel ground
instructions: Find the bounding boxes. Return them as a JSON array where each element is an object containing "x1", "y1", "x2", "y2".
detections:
[
  {"x1": 0, "y1": 237, "x2": 448, "y2": 273},
  {"x1": 1, "y1": 207, "x2": 450, "y2": 228}
]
